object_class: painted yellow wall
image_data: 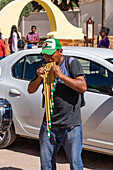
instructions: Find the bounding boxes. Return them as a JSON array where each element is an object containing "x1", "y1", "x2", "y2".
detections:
[{"x1": 0, "y1": 0, "x2": 84, "y2": 39}]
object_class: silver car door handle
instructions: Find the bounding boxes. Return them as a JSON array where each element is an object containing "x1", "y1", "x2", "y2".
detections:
[{"x1": 9, "y1": 89, "x2": 20, "y2": 95}]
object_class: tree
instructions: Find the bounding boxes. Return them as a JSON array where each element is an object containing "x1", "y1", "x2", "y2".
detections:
[
  {"x1": 21, "y1": 2, "x2": 33, "y2": 17},
  {"x1": 0, "y1": 0, "x2": 14, "y2": 11},
  {"x1": 0, "y1": 0, "x2": 79, "y2": 17},
  {"x1": 51, "y1": 0, "x2": 79, "y2": 11},
  {"x1": 31, "y1": 1, "x2": 43, "y2": 12},
  {"x1": 30, "y1": 0, "x2": 79, "y2": 12},
  {"x1": 0, "y1": 0, "x2": 34, "y2": 17}
]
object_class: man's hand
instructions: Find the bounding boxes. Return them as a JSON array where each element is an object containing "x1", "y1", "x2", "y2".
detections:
[
  {"x1": 37, "y1": 67, "x2": 46, "y2": 79},
  {"x1": 51, "y1": 65, "x2": 64, "y2": 79}
]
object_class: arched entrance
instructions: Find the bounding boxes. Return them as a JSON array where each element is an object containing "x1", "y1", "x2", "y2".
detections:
[{"x1": 0, "y1": 0, "x2": 84, "y2": 39}]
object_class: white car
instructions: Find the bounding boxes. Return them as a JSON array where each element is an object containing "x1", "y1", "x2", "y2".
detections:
[{"x1": 0, "y1": 47, "x2": 113, "y2": 156}]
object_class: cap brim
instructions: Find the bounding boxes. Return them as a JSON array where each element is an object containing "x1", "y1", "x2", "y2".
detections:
[{"x1": 40, "y1": 49, "x2": 56, "y2": 55}]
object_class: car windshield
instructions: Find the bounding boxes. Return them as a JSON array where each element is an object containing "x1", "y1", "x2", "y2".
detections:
[{"x1": 106, "y1": 58, "x2": 113, "y2": 64}]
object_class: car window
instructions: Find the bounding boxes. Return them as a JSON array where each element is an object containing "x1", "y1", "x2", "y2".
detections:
[
  {"x1": 12, "y1": 58, "x2": 25, "y2": 79},
  {"x1": 12, "y1": 54, "x2": 45, "y2": 81},
  {"x1": 77, "y1": 58, "x2": 113, "y2": 95},
  {"x1": 24, "y1": 54, "x2": 45, "y2": 80}
]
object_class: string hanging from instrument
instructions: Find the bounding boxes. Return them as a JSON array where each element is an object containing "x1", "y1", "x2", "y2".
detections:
[{"x1": 43, "y1": 62, "x2": 57, "y2": 138}]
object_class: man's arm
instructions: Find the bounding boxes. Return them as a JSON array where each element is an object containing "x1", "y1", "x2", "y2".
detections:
[
  {"x1": 28, "y1": 77, "x2": 42, "y2": 94},
  {"x1": 25, "y1": 39, "x2": 39, "y2": 44},
  {"x1": 29, "y1": 40, "x2": 39, "y2": 44},
  {"x1": 60, "y1": 75, "x2": 87, "y2": 93},
  {"x1": 51, "y1": 65, "x2": 87, "y2": 93},
  {"x1": 25, "y1": 35, "x2": 30, "y2": 44}
]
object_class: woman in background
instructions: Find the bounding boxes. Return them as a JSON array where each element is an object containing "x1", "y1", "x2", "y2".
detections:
[
  {"x1": 0, "y1": 33, "x2": 7, "y2": 60},
  {"x1": 9, "y1": 25, "x2": 20, "y2": 54},
  {"x1": 97, "y1": 27, "x2": 110, "y2": 48}
]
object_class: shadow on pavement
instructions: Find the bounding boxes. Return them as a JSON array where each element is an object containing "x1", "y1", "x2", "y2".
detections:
[
  {"x1": 6, "y1": 136, "x2": 40, "y2": 157},
  {"x1": 0, "y1": 167, "x2": 23, "y2": 170},
  {"x1": 6, "y1": 136, "x2": 69, "y2": 164},
  {"x1": 5, "y1": 136, "x2": 113, "y2": 169},
  {"x1": 82, "y1": 150, "x2": 113, "y2": 169}
]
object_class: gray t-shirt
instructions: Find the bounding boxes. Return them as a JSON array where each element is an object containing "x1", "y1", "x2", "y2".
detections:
[{"x1": 44, "y1": 56, "x2": 84, "y2": 129}]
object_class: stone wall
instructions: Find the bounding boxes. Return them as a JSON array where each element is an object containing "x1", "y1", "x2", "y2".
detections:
[
  {"x1": 59, "y1": 36, "x2": 113, "y2": 49},
  {"x1": 5, "y1": 35, "x2": 113, "y2": 56}
]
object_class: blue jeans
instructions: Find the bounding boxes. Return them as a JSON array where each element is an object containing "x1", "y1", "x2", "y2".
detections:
[{"x1": 39, "y1": 123, "x2": 83, "y2": 170}]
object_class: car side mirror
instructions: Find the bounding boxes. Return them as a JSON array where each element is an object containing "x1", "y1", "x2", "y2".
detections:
[{"x1": 108, "y1": 85, "x2": 113, "y2": 96}]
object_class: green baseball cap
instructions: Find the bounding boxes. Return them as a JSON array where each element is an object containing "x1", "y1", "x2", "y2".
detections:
[{"x1": 41, "y1": 38, "x2": 62, "y2": 55}]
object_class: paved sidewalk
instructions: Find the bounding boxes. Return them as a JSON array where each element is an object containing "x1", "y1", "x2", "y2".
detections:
[{"x1": 0, "y1": 137, "x2": 113, "y2": 170}]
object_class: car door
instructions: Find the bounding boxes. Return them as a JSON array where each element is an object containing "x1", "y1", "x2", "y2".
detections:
[
  {"x1": 4, "y1": 53, "x2": 45, "y2": 138},
  {"x1": 77, "y1": 57, "x2": 113, "y2": 151}
]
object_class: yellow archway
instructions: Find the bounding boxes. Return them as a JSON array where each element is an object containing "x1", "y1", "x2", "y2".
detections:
[{"x1": 0, "y1": 0, "x2": 84, "y2": 39}]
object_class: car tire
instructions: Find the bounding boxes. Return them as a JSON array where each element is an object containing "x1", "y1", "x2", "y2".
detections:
[{"x1": 0, "y1": 124, "x2": 16, "y2": 148}]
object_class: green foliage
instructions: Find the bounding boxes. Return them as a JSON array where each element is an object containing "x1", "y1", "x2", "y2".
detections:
[
  {"x1": 72, "y1": 1, "x2": 78, "y2": 7},
  {"x1": 51, "y1": 0, "x2": 79, "y2": 11},
  {"x1": 0, "y1": 0, "x2": 14, "y2": 11},
  {"x1": 0, "y1": 0, "x2": 34, "y2": 17},
  {"x1": 31, "y1": 1, "x2": 43, "y2": 12},
  {"x1": 0, "y1": 0, "x2": 79, "y2": 17},
  {"x1": 21, "y1": 3, "x2": 33, "y2": 17}
]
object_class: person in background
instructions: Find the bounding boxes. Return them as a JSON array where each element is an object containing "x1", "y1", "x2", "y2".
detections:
[
  {"x1": 0, "y1": 33, "x2": 7, "y2": 60},
  {"x1": 0, "y1": 29, "x2": 5, "y2": 41},
  {"x1": 0, "y1": 28, "x2": 6, "y2": 45},
  {"x1": 25, "y1": 25, "x2": 40, "y2": 49},
  {"x1": 28, "y1": 38, "x2": 87, "y2": 170},
  {"x1": 97, "y1": 27, "x2": 110, "y2": 48},
  {"x1": 9, "y1": 25, "x2": 20, "y2": 54}
]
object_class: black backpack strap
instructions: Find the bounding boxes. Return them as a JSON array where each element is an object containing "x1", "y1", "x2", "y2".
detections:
[
  {"x1": 65, "y1": 56, "x2": 73, "y2": 78},
  {"x1": 65, "y1": 56, "x2": 85, "y2": 107},
  {"x1": 65, "y1": 56, "x2": 70, "y2": 74}
]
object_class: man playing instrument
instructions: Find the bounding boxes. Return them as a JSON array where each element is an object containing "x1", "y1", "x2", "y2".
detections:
[{"x1": 28, "y1": 38, "x2": 87, "y2": 170}]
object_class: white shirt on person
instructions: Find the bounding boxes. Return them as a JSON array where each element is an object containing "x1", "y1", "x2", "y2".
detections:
[{"x1": 12, "y1": 32, "x2": 18, "y2": 53}]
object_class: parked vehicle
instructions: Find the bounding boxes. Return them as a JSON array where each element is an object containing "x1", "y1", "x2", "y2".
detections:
[{"x1": 0, "y1": 47, "x2": 113, "y2": 155}]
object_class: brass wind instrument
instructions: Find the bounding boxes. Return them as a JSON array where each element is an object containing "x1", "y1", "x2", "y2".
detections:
[{"x1": 43, "y1": 62, "x2": 57, "y2": 138}]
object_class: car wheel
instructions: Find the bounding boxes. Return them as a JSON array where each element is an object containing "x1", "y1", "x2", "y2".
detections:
[{"x1": 0, "y1": 124, "x2": 16, "y2": 148}]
